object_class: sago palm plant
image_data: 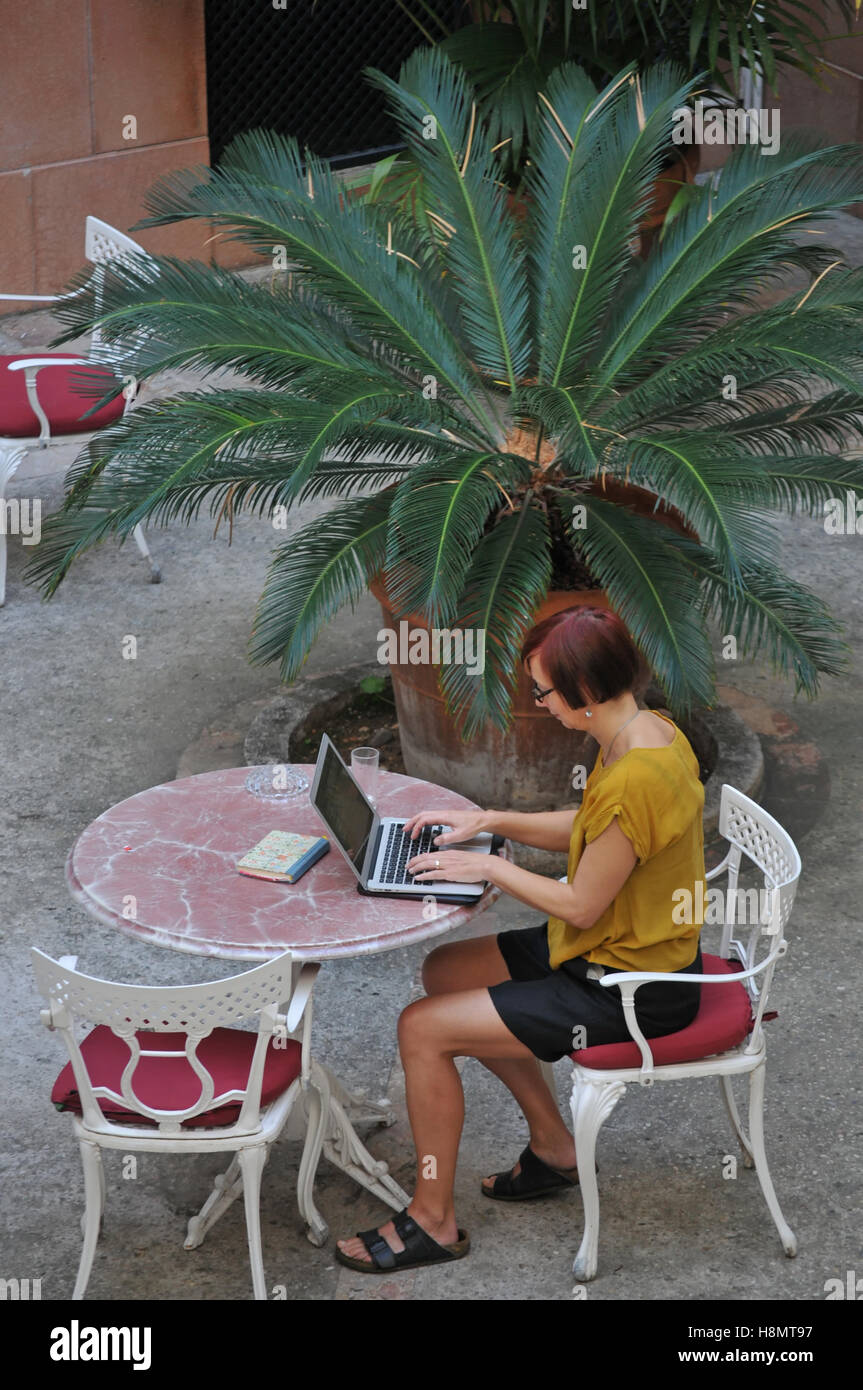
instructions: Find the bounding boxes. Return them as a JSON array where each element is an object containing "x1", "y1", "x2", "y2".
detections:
[{"x1": 29, "y1": 53, "x2": 863, "y2": 735}]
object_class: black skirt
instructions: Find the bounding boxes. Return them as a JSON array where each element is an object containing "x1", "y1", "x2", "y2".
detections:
[{"x1": 488, "y1": 921, "x2": 702, "y2": 1063}]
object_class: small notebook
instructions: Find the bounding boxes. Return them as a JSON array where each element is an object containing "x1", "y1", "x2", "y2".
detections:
[{"x1": 237, "y1": 831, "x2": 330, "y2": 883}]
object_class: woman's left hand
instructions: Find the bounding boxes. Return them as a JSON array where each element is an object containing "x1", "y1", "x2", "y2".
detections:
[{"x1": 407, "y1": 848, "x2": 496, "y2": 885}]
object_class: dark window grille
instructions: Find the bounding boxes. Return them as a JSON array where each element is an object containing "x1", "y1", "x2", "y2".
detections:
[{"x1": 205, "y1": 0, "x2": 465, "y2": 169}]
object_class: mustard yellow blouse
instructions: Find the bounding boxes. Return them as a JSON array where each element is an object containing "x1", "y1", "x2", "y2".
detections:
[{"x1": 547, "y1": 714, "x2": 705, "y2": 973}]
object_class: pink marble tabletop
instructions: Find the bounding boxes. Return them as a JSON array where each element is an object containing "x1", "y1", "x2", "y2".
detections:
[{"x1": 66, "y1": 765, "x2": 507, "y2": 962}]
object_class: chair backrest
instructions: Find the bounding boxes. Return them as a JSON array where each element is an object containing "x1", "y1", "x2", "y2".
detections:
[
  {"x1": 712, "y1": 784, "x2": 801, "y2": 1039},
  {"x1": 83, "y1": 217, "x2": 149, "y2": 353},
  {"x1": 31, "y1": 947, "x2": 296, "y2": 1137}
]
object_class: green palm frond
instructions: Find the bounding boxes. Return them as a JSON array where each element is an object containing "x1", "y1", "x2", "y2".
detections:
[
  {"x1": 47, "y1": 390, "x2": 418, "y2": 530},
  {"x1": 438, "y1": 13, "x2": 568, "y2": 176},
  {"x1": 721, "y1": 395, "x2": 863, "y2": 458},
  {"x1": 606, "y1": 301, "x2": 863, "y2": 432},
  {"x1": 591, "y1": 135, "x2": 863, "y2": 399},
  {"x1": 134, "y1": 130, "x2": 502, "y2": 439},
  {"x1": 385, "y1": 451, "x2": 532, "y2": 626},
  {"x1": 612, "y1": 435, "x2": 782, "y2": 578},
  {"x1": 367, "y1": 48, "x2": 531, "y2": 389},
  {"x1": 51, "y1": 254, "x2": 394, "y2": 390},
  {"x1": 530, "y1": 62, "x2": 698, "y2": 384},
  {"x1": 670, "y1": 536, "x2": 848, "y2": 697},
  {"x1": 248, "y1": 490, "x2": 394, "y2": 679},
  {"x1": 569, "y1": 496, "x2": 716, "y2": 711},
  {"x1": 438, "y1": 501, "x2": 552, "y2": 735},
  {"x1": 751, "y1": 454, "x2": 863, "y2": 516}
]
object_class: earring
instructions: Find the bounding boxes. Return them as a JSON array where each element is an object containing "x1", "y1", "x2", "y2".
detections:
[{"x1": 585, "y1": 709, "x2": 592, "y2": 718}]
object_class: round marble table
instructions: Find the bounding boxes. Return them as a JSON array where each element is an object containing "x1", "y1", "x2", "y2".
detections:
[
  {"x1": 65, "y1": 764, "x2": 506, "y2": 1229},
  {"x1": 66, "y1": 764, "x2": 502, "y2": 962}
]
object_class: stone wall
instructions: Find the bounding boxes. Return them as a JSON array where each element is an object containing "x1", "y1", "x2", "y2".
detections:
[{"x1": 0, "y1": 0, "x2": 242, "y2": 314}]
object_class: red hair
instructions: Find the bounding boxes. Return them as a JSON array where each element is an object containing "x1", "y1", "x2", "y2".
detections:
[{"x1": 521, "y1": 607, "x2": 642, "y2": 708}]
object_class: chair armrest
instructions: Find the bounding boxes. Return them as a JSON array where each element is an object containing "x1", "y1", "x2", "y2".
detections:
[
  {"x1": 286, "y1": 963, "x2": 320, "y2": 1033},
  {"x1": 0, "y1": 294, "x2": 61, "y2": 303},
  {"x1": 6, "y1": 357, "x2": 89, "y2": 371},
  {"x1": 598, "y1": 945, "x2": 784, "y2": 993},
  {"x1": 705, "y1": 851, "x2": 731, "y2": 881},
  {"x1": 589, "y1": 942, "x2": 787, "y2": 1083}
]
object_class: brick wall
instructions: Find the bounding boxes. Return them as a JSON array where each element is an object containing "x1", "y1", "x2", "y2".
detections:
[{"x1": 0, "y1": 0, "x2": 231, "y2": 314}]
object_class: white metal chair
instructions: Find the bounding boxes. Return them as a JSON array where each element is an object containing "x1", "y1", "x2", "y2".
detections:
[
  {"x1": 0, "y1": 216, "x2": 160, "y2": 605},
  {"x1": 31, "y1": 947, "x2": 331, "y2": 1300},
  {"x1": 555, "y1": 784, "x2": 801, "y2": 1281}
]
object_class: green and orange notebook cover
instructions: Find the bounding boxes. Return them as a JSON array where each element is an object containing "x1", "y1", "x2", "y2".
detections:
[{"x1": 237, "y1": 831, "x2": 330, "y2": 883}]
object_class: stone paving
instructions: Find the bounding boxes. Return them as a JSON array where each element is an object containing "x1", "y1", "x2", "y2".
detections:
[{"x1": 1, "y1": 218, "x2": 862, "y2": 1303}]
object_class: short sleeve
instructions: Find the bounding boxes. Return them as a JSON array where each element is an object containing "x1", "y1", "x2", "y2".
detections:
[{"x1": 582, "y1": 770, "x2": 663, "y2": 864}]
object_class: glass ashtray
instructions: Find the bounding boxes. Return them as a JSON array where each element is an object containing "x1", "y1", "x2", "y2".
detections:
[{"x1": 244, "y1": 764, "x2": 309, "y2": 801}]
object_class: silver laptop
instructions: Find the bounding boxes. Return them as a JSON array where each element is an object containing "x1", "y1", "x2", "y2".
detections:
[{"x1": 309, "y1": 734, "x2": 495, "y2": 902}]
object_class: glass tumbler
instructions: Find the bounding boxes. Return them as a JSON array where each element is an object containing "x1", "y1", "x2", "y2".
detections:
[{"x1": 350, "y1": 746, "x2": 380, "y2": 809}]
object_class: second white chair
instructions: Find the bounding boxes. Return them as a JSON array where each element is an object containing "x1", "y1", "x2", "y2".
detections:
[
  {"x1": 0, "y1": 216, "x2": 160, "y2": 604},
  {"x1": 32, "y1": 946, "x2": 331, "y2": 1300}
]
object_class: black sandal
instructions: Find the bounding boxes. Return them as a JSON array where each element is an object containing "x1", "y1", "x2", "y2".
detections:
[
  {"x1": 482, "y1": 1144, "x2": 593, "y2": 1202},
  {"x1": 335, "y1": 1208, "x2": 470, "y2": 1273}
]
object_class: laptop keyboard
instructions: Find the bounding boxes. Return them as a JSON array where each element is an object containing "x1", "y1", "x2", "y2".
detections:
[{"x1": 379, "y1": 823, "x2": 447, "y2": 885}]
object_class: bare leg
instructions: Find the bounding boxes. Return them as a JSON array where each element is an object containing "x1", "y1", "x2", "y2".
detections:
[
  {"x1": 423, "y1": 936, "x2": 577, "y2": 1187},
  {"x1": 337, "y1": 987, "x2": 546, "y2": 1264},
  {"x1": 336, "y1": 937, "x2": 580, "y2": 1264}
]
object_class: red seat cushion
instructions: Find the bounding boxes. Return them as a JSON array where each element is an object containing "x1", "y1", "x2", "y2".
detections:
[
  {"x1": 51, "y1": 1026, "x2": 301, "y2": 1129},
  {"x1": 0, "y1": 355, "x2": 125, "y2": 438},
  {"x1": 571, "y1": 953, "x2": 753, "y2": 1069}
]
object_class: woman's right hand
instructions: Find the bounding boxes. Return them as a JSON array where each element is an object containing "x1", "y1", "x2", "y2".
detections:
[{"x1": 402, "y1": 808, "x2": 491, "y2": 845}]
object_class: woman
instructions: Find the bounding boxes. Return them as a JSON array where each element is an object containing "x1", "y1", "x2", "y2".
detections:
[{"x1": 335, "y1": 606, "x2": 705, "y2": 1273}]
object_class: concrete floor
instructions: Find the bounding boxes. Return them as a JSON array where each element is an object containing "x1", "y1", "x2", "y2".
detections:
[{"x1": 2, "y1": 220, "x2": 862, "y2": 1304}]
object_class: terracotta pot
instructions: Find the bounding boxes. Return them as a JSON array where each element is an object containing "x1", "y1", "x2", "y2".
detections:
[
  {"x1": 371, "y1": 478, "x2": 693, "y2": 810},
  {"x1": 371, "y1": 577, "x2": 607, "y2": 809},
  {"x1": 639, "y1": 144, "x2": 700, "y2": 256}
]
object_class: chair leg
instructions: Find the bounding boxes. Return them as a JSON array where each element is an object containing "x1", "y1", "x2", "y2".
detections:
[
  {"x1": 132, "y1": 522, "x2": 161, "y2": 583},
  {"x1": 539, "y1": 1059, "x2": 560, "y2": 1107},
  {"x1": 747, "y1": 1061, "x2": 797, "y2": 1257},
  {"x1": 239, "y1": 1147, "x2": 269, "y2": 1301},
  {"x1": 569, "y1": 1072, "x2": 625, "y2": 1282},
  {"x1": 0, "y1": 526, "x2": 6, "y2": 608},
  {"x1": 296, "y1": 1063, "x2": 330, "y2": 1247},
  {"x1": 73, "y1": 1140, "x2": 104, "y2": 1300},
  {"x1": 719, "y1": 1076, "x2": 754, "y2": 1167}
]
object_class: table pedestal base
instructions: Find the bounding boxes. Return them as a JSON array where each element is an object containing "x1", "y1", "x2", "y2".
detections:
[{"x1": 183, "y1": 1061, "x2": 410, "y2": 1258}]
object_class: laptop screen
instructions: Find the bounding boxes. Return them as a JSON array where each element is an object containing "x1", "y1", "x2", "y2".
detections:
[{"x1": 312, "y1": 738, "x2": 375, "y2": 874}]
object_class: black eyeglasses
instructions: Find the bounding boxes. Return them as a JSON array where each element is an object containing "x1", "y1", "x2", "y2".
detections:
[{"x1": 531, "y1": 682, "x2": 555, "y2": 703}]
